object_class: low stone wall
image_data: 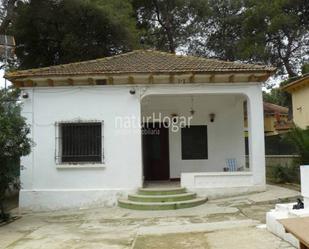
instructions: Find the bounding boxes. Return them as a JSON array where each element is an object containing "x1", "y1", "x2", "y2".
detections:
[
  {"x1": 246, "y1": 155, "x2": 299, "y2": 168},
  {"x1": 265, "y1": 155, "x2": 299, "y2": 167},
  {"x1": 263, "y1": 155, "x2": 301, "y2": 184}
]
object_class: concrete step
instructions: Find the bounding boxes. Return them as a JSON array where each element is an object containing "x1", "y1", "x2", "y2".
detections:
[
  {"x1": 128, "y1": 192, "x2": 196, "y2": 203},
  {"x1": 138, "y1": 187, "x2": 186, "y2": 196},
  {"x1": 118, "y1": 197, "x2": 208, "y2": 210}
]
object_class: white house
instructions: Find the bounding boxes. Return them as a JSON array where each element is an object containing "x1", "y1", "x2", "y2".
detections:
[{"x1": 5, "y1": 50, "x2": 275, "y2": 210}]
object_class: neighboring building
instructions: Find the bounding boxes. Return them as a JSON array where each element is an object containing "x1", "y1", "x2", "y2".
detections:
[
  {"x1": 263, "y1": 102, "x2": 291, "y2": 135},
  {"x1": 244, "y1": 102, "x2": 291, "y2": 136},
  {"x1": 282, "y1": 74, "x2": 309, "y2": 129},
  {"x1": 5, "y1": 50, "x2": 275, "y2": 210}
]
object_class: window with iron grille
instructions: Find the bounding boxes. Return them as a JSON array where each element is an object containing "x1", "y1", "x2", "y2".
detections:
[{"x1": 56, "y1": 122, "x2": 104, "y2": 163}]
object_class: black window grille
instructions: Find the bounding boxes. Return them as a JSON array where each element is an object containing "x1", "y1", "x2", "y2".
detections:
[
  {"x1": 181, "y1": 125, "x2": 208, "y2": 160},
  {"x1": 59, "y1": 122, "x2": 102, "y2": 163}
]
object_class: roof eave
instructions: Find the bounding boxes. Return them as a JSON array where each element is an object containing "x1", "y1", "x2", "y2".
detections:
[
  {"x1": 281, "y1": 76, "x2": 309, "y2": 93},
  {"x1": 5, "y1": 69, "x2": 276, "y2": 81},
  {"x1": 8, "y1": 71, "x2": 274, "y2": 88}
]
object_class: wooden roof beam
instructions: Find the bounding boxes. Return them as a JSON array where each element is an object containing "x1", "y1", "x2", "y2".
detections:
[
  {"x1": 67, "y1": 78, "x2": 74, "y2": 86},
  {"x1": 229, "y1": 75, "x2": 235, "y2": 83},
  {"x1": 190, "y1": 74, "x2": 195, "y2": 83},
  {"x1": 24, "y1": 79, "x2": 34, "y2": 87},
  {"x1": 87, "y1": 78, "x2": 94, "y2": 85},
  {"x1": 47, "y1": 79, "x2": 54, "y2": 86},
  {"x1": 248, "y1": 74, "x2": 257, "y2": 82},
  {"x1": 169, "y1": 74, "x2": 175, "y2": 84},
  {"x1": 209, "y1": 74, "x2": 215, "y2": 83},
  {"x1": 108, "y1": 76, "x2": 114, "y2": 85},
  {"x1": 13, "y1": 81, "x2": 24, "y2": 88},
  {"x1": 128, "y1": 76, "x2": 135, "y2": 84},
  {"x1": 148, "y1": 74, "x2": 154, "y2": 84}
]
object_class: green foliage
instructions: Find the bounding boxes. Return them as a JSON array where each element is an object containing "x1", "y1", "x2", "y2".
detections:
[
  {"x1": 263, "y1": 85, "x2": 292, "y2": 118},
  {"x1": 268, "y1": 163, "x2": 300, "y2": 184},
  {"x1": 263, "y1": 87, "x2": 291, "y2": 109},
  {"x1": 284, "y1": 127, "x2": 309, "y2": 165},
  {"x1": 240, "y1": 0, "x2": 308, "y2": 77},
  {"x1": 132, "y1": 0, "x2": 209, "y2": 53},
  {"x1": 1, "y1": 0, "x2": 308, "y2": 80},
  {"x1": 267, "y1": 127, "x2": 309, "y2": 184},
  {"x1": 189, "y1": 0, "x2": 245, "y2": 60},
  {"x1": 188, "y1": 0, "x2": 309, "y2": 77},
  {"x1": 0, "y1": 89, "x2": 32, "y2": 221},
  {"x1": 302, "y1": 64, "x2": 309, "y2": 75},
  {"x1": 10, "y1": 0, "x2": 139, "y2": 69}
]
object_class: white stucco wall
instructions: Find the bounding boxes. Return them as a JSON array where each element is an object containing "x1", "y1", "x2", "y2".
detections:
[
  {"x1": 301, "y1": 166, "x2": 309, "y2": 208},
  {"x1": 19, "y1": 82, "x2": 265, "y2": 210},
  {"x1": 20, "y1": 86, "x2": 143, "y2": 210},
  {"x1": 142, "y1": 94, "x2": 246, "y2": 178},
  {"x1": 141, "y1": 83, "x2": 266, "y2": 194}
]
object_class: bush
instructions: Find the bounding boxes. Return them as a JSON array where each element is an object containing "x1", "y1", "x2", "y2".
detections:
[
  {"x1": 0, "y1": 89, "x2": 32, "y2": 222},
  {"x1": 284, "y1": 127, "x2": 309, "y2": 165},
  {"x1": 268, "y1": 163, "x2": 300, "y2": 184}
]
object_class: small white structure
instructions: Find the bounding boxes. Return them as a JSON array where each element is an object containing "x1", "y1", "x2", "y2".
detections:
[
  {"x1": 5, "y1": 50, "x2": 275, "y2": 210},
  {"x1": 266, "y1": 166, "x2": 309, "y2": 248}
]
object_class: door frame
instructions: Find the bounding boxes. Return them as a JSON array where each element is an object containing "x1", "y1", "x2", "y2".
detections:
[{"x1": 142, "y1": 122, "x2": 170, "y2": 181}]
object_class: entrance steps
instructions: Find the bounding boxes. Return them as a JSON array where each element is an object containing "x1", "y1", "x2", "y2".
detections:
[{"x1": 118, "y1": 187, "x2": 207, "y2": 210}]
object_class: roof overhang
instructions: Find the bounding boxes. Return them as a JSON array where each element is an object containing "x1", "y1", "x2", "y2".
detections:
[
  {"x1": 281, "y1": 74, "x2": 309, "y2": 93},
  {"x1": 7, "y1": 71, "x2": 273, "y2": 88}
]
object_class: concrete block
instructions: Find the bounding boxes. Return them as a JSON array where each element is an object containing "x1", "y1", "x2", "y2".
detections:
[
  {"x1": 275, "y1": 203, "x2": 296, "y2": 212},
  {"x1": 266, "y1": 209, "x2": 299, "y2": 248},
  {"x1": 301, "y1": 166, "x2": 309, "y2": 202}
]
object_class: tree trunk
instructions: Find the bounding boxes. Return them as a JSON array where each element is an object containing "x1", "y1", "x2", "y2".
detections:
[
  {"x1": 166, "y1": 28, "x2": 175, "y2": 53},
  {"x1": 0, "y1": 0, "x2": 18, "y2": 34},
  {"x1": 283, "y1": 59, "x2": 297, "y2": 78},
  {"x1": 0, "y1": 197, "x2": 8, "y2": 222},
  {"x1": 152, "y1": 0, "x2": 176, "y2": 53}
]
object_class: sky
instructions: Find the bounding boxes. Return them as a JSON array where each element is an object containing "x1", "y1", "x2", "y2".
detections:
[
  {"x1": 0, "y1": 68, "x2": 6, "y2": 88},
  {"x1": 0, "y1": 64, "x2": 12, "y2": 88}
]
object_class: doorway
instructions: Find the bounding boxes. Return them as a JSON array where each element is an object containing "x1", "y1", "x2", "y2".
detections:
[{"x1": 142, "y1": 123, "x2": 170, "y2": 181}]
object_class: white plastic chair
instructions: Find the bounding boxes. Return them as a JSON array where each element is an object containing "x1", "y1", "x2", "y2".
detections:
[{"x1": 226, "y1": 158, "x2": 237, "y2": 172}]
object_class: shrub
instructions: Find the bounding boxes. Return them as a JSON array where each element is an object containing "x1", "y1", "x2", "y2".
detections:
[
  {"x1": 284, "y1": 127, "x2": 309, "y2": 165},
  {"x1": 268, "y1": 163, "x2": 300, "y2": 184},
  {"x1": 0, "y1": 89, "x2": 32, "y2": 222}
]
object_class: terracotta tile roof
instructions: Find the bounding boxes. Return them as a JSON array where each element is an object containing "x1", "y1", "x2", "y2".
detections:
[
  {"x1": 263, "y1": 102, "x2": 288, "y2": 115},
  {"x1": 281, "y1": 74, "x2": 309, "y2": 92},
  {"x1": 5, "y1": 50, "x2": 276, "y2": 80}
]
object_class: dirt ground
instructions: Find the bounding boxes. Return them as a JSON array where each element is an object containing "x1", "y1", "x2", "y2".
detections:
[{"x1": 0, "y1": 185, "x2": 300, "y2": 249}]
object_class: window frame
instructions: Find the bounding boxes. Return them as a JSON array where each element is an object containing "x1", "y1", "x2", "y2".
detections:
[{"x1": 55, "y1": 120, "x2": 104, "y2": 165}]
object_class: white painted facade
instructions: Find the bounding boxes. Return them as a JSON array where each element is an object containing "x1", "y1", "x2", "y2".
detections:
[
  {"x1": 301, "y1": 166, "x2": 309, "y2": 207},
  {"x1": 142, "y1": 94, "x2": 246, "y2": 177},
  {"x1": 19, "y1": 82, "x2": 266, "y2": 210}
]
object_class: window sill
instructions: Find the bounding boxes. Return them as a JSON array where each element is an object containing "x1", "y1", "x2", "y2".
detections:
[{"x1": 56, "y1": 164, "x2": 105, "y2": 169}]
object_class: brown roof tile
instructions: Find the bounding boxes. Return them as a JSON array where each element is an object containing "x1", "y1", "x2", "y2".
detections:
[
  {"x1": 263, "y1": 102, "x2": 288, "y2": 114},
  {"x1": 281, "y1": 74, "x2": 309, "y2": 92},
  {"x1": 5, "y1": 50, "x2": 276, "y2": 80}
]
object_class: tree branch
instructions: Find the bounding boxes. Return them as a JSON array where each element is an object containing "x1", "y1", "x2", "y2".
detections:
[{"x1": 0, "y1": 0, "x2": 18, "y2": 34}]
